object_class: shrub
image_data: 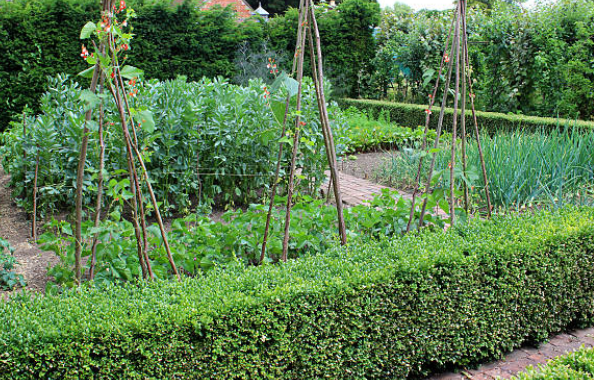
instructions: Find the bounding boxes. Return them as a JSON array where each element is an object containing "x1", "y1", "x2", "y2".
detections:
[
  {"x1": 337, "y1": 98, "x2": 594, "y2": 133},
  {"x1": 510, "y1": 347, "x2": 594, "y2": 380},
  {"x1": 0, "y1": 207, "x2": 593, "y2": 378}
]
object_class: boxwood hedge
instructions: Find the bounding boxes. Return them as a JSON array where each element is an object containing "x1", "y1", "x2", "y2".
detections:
[
  {"x1": 1, "y1": 207, "x2": 593, "y2": 379},
  {"x1": 510, "y1": 347, "x2": 594, "y2": 380},
  {"x1": 338, "y1": 98, "x2": 594, "y2": 133}
]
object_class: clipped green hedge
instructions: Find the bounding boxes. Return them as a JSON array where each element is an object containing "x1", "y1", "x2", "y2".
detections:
[
  {"x1": 0, "y1": 0, "x2": 262, "y2": 130},
  {"x1": 338, "y1": 98, "x2": 594, "y2": 132},
  {"x1": 1, "y1": 208, "x2": 594, "y2": 379},
  {"x1": 510, "y1": 347, "x2": 594, "y2": 380}
]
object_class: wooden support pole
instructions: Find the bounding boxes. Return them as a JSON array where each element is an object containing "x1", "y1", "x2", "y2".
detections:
[
  {"x1": 406, "y1": 15, "x2": 456, "y2": 233},
  {"x1": 281, "y1": 0, "x2": 310, "y2": 262},
  {"x1": 260, "y1": 0, "x2": 307, "y2": 264},
  {"x1": 448, "y1": 1, "x2": 462, "y2": 227},
  {"x1": 309, "y1": 5, "x2": 347, "y2": 245},
  {"x1": 416, "y1": 9, "x2": 460, "y2": 229}
]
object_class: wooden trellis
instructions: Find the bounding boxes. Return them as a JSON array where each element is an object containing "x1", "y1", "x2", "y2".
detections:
[
  {"x1": 260, "y1": 0, "x2": 347, "y2": 263},
  {"x1": 74, "y1": 0, "x2": 179, "y2": 284},
  {"x1": 407, "y1": 0, "x2": 492, "y2": 232}
]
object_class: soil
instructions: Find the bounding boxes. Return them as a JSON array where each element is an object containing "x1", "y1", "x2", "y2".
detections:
[
  {"x1": 0, "y1": 166, "x2": 237, "y2": 299},
  {"x1": 338, "y1": 150, "x2": 396, "y2": 184},
  {"x1": 0, "y1": 167, "x2": 58, "y2": 298}
]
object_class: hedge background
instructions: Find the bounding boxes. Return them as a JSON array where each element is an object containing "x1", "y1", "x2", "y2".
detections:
[
  {"x1": 0, "y1": 0, "x2": 380, "y2": 130},
  {"x1": 338, "y1": 98, "x2": 594, "y2": 132}
]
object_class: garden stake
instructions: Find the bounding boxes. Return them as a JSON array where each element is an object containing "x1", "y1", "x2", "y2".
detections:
[
  {"x1": 107, "y1": 33, "x2": 150, "y2": 279},
  {"x1": 31, "y1": 147, "x2": 39, "y2": 241},
  {"x1": 281, "y1": 0, "x2": 310, "y2": 262},
  {"x1": 460, "y1": 0, "x2": 470, "y2": 213},
  {"x1": 196, "y1": 124, "x2": 202, "y2": 202},
  {"x1": 410, "y1": 0, "x2": 492, "y2": 230},
  {"x1": 448, "y1": 7, "x2": 461, "y2": 227},
  {"x1": 309, "y1": 5, "x2": 347, "y2": 244},
  {"x1": 259, "y1": 0, "x2": 305, "y2": 264},
  {"x1": 89, "y1": 73, "x2": 106, "y2": 280},
  {"x1": 405, "y1": 15, "x2": 455, "y2": 233},
  {"x1": 107, "y1": 81, "x2": 150, "y2": 279},
  {"x1": 113, "y1": 53, "x2": 154, "y2": 278},
  {"x1": 74, "y1": 17, "x2": 106, "y2": 284},
  {"x1": 463, "y1": 13, "x2": 492, "y2": 217},
  {"x1": 416, "y1": 8, "x2": 459, "y2": 229},
  {"x1": 307, "y1": 30, "x2": 335, "y2": 205},
  {"x1": 22, "y1": 112, "x2": 26, "y2": 162}
]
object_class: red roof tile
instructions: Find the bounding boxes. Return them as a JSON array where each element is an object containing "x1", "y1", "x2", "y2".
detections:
[{"x1": 202, "y1": 0, "x2": 254, "y2": 20}]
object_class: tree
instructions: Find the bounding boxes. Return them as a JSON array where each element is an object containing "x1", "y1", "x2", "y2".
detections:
[{"x1": 386, "y1": 1, "x2": 412, "y2": 15}]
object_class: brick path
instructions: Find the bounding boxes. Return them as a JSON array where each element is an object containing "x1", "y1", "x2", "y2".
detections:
[
  {"x1": 427, "y1": 328, "x2": 594, "y2": 379},
  {"x1": 324, "y1": 171, "x2": 448, "y2": 221},
  {"x1": 325, "y1": 172, "x2": 594, "y2": 380},
  {"x1": 324, "y1": 171, "x2": 411, "y2": 206}
]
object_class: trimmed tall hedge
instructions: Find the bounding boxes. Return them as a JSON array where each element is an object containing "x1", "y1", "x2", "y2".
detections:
[
  {"x1": 1, "y1": 208, "x2": 594, "y2": 379},
  {"x1": 338, "y1": 98, "x2": 594, "y2": 132},
  {"x1": 510, "y1": 347, "x2": 594, "y2": 380},
  {"x1": 0, "y1": 0, "x2": 262, "y2": 131}
]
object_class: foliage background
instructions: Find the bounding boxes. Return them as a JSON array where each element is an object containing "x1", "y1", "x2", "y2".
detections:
[{"x1": 373, "y1": 0, "x2": 594, "y2": 120}]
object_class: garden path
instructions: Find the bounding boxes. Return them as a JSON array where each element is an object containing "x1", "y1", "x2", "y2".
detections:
[
  {"x1": 324, "y1": 171, "x2": 449, "y2": 219},
  {"x1": 0, "y1": 167, "x2": 57, "y2": 298},
  {"x1": 427, "y1": 328, "x2": 594, "y2": 380}
]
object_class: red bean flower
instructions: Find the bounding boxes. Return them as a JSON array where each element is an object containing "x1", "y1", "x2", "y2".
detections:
[
  {"x1": 425, "y1": 109, "x2": 432, "y2": 115},
  {"x1": 119, "y1": 0, "x2": 126, "y2": 12},
  {"x1": 80, "y1": 45, "x2": 89, "y2": 58}
]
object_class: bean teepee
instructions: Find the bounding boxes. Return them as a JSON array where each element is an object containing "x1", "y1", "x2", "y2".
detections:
[{"x1": 406, "y1": 0, "x2": 492, "y2": 232}]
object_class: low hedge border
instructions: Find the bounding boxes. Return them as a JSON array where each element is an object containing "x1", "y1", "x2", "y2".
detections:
[
  {"x1": 510, "y1": 347, "x2": 594, "y2": 379},
  {"x1": 1, "y1": 208, "x2": 594, "y2": 379},
  {"x1": 338, "y1": 98, "x2": 594, "y2": 132}
]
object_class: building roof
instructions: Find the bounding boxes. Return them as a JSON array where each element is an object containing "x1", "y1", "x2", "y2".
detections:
[
  {"x1": 202, "y1": 0, "x2": 254, "y2": 20},
  {"x1": 254, "y1": 2, "x2": 269, "y2": 16}
]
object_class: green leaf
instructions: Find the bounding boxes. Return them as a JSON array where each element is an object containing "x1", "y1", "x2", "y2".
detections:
[
  {"x1": 78, "y1": 67, "x2": 96, "y2": 79},
  {"x1": 79, "y1": 90, "x2": 101, "y2": 110},
  {"x1": 137, "y1": 110, "x2": 155, "y2": 133},
  {"x1": 80, "y1": 22, "x2": 97, "y2": 39},
  {"x1": 270, "y1": 100, "x2": 288, "y2": 125},
  {"x1": 271, "y1": 72, "x2": 299, "y2": 97},
  {"x1": 120, "y1": 65, "x2": 144, "y2": 79}
]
